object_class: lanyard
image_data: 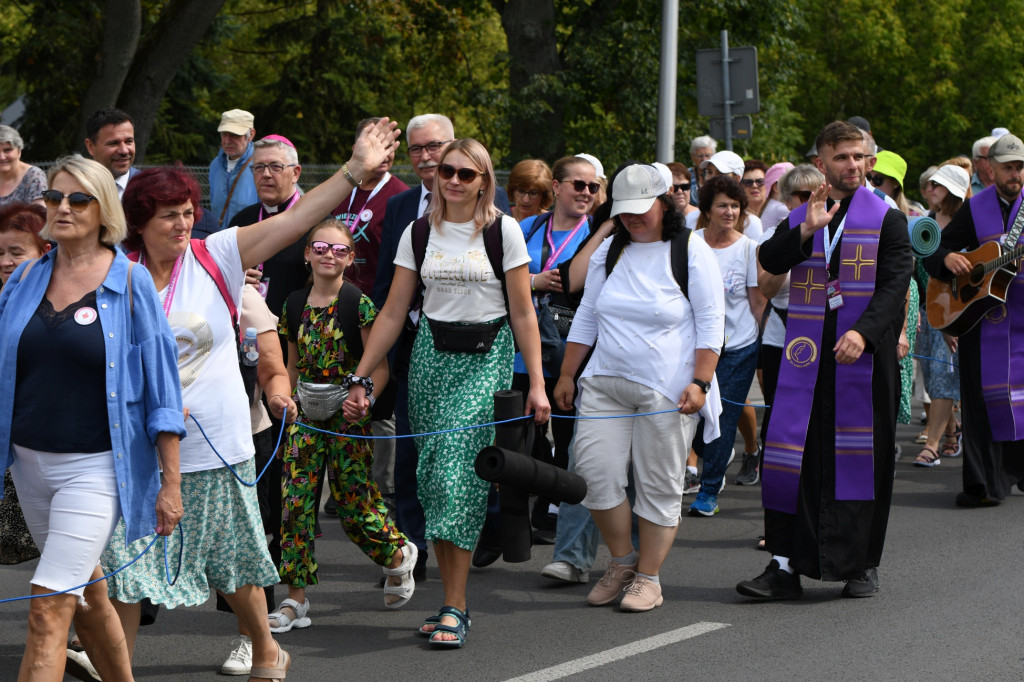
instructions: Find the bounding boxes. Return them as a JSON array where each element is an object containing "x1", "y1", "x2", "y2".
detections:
[
  {"x1": 345, "y1": 172, "x2": 390, "y2": 231},
  {"x1": 823, "y1": 211, "x2": 847, "y2": 270},
  {"x1": 258, "y1": 191, "x2": 300, "y2": 224},
  {"x1": 141, "y1": 251, "x2": 185, "y2": 318},
  {"x1": 544, "y1": 213, "x2": 588, "y2": 271}
]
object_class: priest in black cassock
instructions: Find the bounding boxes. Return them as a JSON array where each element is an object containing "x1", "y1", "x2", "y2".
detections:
[{"x1": 737, "y1": 121, "x2": 911, "y2": 600}]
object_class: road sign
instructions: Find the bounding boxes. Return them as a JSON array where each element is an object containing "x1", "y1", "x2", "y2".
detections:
[
  {"x1": 696, "y1": 46, "x2": 760, "y2": 117},
  {"x1": 709, "y1": 116, "x2": 753, "y2": 140}
]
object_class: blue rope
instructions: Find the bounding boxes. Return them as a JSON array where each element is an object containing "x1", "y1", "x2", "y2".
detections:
[
  {"x1": 295, "y1": 414, "x2": 533, "y2": 440},
  {"x1": 189, "y1": 405, "x2": 289, "y2": 486},
  {"x1": 911, "y1": 352, "x2": 958, "y2": 368},
  {"x1": 163, "y1": 523, "x2": 184, "y2": 586}
]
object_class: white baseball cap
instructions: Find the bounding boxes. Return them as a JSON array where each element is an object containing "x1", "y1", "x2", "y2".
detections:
[
  {"x1": 930, "y1": 164, "x2": 970, "y2": 200},
  {"x1": 610, "y1": 164, "x2": 667, "y2": 217},
  {"x1": 700, "y1": 150, "x2": 745, "y2": 177}
]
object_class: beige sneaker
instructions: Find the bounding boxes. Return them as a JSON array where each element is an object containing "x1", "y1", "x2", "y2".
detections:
[
  {"x1": 620, "y1": 575, "x2": 664, "y2": 612},
  {"x1": 586, "y1": 560, "x2": 637, "y2": 606}
]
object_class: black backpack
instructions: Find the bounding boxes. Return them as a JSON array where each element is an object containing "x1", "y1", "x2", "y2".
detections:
[
  {"x1": 604, "y1": 227, "x2": 691, "y2": 298},
  {"x1": 285, "y1": 281, "x2": 364, "y2": 358}
]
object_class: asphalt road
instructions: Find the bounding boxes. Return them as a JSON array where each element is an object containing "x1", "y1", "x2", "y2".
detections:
[{"x1": 1, "y1": 404, "x2": 1022, "y2": 682}]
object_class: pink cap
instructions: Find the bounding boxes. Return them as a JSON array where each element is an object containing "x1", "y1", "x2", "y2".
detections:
[
  {"x1": 260, "y1": 134, "x2": 295, "y2": 149},
  {"x1": 764, "y1": 162, "x2": 795, "y2": 195}
]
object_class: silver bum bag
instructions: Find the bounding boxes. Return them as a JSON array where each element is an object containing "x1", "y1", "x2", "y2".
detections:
[{"x1": 295, "y1": 381, "x2": 348, "y2": 422}]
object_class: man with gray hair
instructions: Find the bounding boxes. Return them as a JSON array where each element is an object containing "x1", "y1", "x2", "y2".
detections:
[
  {"x1": 689, "y1": 135, "x2": 717, "y2": 206},
  {"x1": 971, "y1": 135, "x2": 998, "y2": 195}
]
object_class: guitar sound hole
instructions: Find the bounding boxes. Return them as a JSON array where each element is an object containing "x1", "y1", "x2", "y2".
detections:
[{"x1": 969, "y1": 265, "x2": 985, "y2": 284}]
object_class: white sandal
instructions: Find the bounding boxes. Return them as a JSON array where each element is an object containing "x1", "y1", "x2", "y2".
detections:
[
  {"x1": 382, "y1": 543, "x2": 418, "y2": 610},
  {"x1": 268, "y1": 598, "x2": 311, "y2": 633}
]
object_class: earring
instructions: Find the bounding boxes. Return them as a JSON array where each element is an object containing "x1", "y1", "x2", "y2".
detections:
[
  {"x1": 303, "y1": 260, "x2": 312, "y2": 272},
  {"x1": 478, "y1": 189, "x2": 484, "y2": 197}
]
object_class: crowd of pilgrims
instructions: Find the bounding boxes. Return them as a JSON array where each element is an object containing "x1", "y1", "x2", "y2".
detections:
[{"x1": 0, "y1": 111, "x2": 1015, "y2": 680}]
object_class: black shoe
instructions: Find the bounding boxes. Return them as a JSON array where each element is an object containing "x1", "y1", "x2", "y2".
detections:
[
  {"x1": 413, "y1": 547, "x2": 428, "y2": 581},
  {"x1": 325, "y1": 496, "x2": 338, "y2": 515},
  {"x1": 842, "y1": 567, "x2": 880, "y2": 598},
  {"x1": 531, "y1": 528, "x2": 556, "y2": 545},
  {"x1": 472, "y1": 542, "x2": 501, "y2": 568},
  {"x1": 736, "y1": 560, "x2": 803, "y2": 600},
  {"x1": 955, "y1": 492, "x2": 1000, "y2": 508}
]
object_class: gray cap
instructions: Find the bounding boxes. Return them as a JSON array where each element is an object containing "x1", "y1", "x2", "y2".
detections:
[
  {"x1": 988, "y1": 133, "x2": 1024, "y2": 163},
  {"x1": 610, "y1": 164, "x2": 667, "y2": 217}
]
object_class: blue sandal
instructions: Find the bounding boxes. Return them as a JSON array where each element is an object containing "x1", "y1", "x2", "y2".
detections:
[
  {"x1": 427, "y1": 606, "x2": 471, "y2": 648},
  {"x1": 417, "y1": 611, "x2": 442, "y2": 636}
]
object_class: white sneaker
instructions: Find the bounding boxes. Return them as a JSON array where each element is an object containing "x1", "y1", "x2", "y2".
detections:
[
  {"x1": 541, "y1": 560, "x2": 589, "y2": 583},
  {"x1": 66, "y1": 649, "x2": 101, "y2": 682},
  {"x1": 219, "y1": 635, "x2": 252, "y2": 676}
]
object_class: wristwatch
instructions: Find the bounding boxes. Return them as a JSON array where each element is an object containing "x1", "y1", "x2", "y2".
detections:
[{"x1": 691, "y1": 378, "x2": 711, "y2": 394}]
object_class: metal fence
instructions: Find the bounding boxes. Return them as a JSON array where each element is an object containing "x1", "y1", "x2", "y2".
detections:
[{"x1": 31, "y1": 161, "x2": 512, "y2": 207}]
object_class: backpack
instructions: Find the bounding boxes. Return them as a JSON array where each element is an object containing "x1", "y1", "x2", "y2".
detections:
[
  {"x1": 410, "y1": 214, "x2": 508, "y2": 318},
  {"x1": 604, "y1": 228, "x2": 691, "y2": 298}
]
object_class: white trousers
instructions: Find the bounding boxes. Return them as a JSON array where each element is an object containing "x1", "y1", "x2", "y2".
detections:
[
  {"x1": 11, "y1": 445, "x2": 121, "y2": 597},
  {"x1": 573, "y1": 375, "x2": 699, "y2": 526}
]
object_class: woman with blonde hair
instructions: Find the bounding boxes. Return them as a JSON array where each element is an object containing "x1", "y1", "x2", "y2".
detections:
[{"x1": 345, "y1": 138, "x2": 550, "y2": 648}]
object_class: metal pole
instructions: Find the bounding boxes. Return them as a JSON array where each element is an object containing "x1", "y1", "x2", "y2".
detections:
[
  {"x1": 721, "y1": 29, "x2": 732, "y2": 151},
  {"x1": 655, "y1": 0, "x2": 678, "y2": 163}
]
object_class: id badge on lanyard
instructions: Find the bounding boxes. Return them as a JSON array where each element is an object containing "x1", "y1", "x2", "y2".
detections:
[{"x1": 824, "y1": 213, "x2": 846, "y2": 311}]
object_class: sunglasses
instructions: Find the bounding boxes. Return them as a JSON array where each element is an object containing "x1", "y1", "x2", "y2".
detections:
[
  {"x1": 564, "y1": 179, "x2": 601, "y2": 194},
  {"x1": 438, "y1": 164, "x2": 486, "y2": 182},
  {"x1": 790, "y1": 190, "x2": 813, "y2": 203},
  {"x1": 866, "y1": 173, "x2": 888, "y2": 187},
  {"x1": 741, "y1": 178, "x2": 765, "y2": 188},
  {"x1": 310, "y1": 241, "x2": 352, "y2": 257},
  {"x1": 41, "y1": 190, "x2": 98, "y2": 212},
  {"x1": 672, "y1": 182, "x2": 691, "y2": 193}
]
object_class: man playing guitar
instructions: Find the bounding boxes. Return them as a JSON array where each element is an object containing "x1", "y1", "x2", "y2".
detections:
[{"x1": 924, "y1": 133, "x2": 1024, "y2": 507}]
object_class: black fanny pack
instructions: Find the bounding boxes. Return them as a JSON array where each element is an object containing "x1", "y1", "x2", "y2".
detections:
[{"x1": 428, "y1": 317, "x2": 505, "y2": 353}]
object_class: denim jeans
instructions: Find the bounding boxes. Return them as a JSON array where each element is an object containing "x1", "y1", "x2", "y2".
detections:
[
  {"x1": 694, "y1": 340, "x2": 760, "y2": 496},
  {"x1": 552, "y1": 425, "x2": 639, "y2": 572}
]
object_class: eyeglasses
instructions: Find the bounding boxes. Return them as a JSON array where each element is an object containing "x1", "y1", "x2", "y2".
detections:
[
  {"x1": 310, "y1": 241, "x2": 352, "y2": 257},
  {"x1": 515, "y1": 188, "x2": 541, "y2": 199},
  {"x1": 790, "y1": 190, "x2": 812, "y2": 203},
  {"x1": 866, "y1": 173, "x2": 887, "y2": 187},
  {"x1": 408, "y1": 140, "x2": 451, "y2": 157},
  {"x1": 251, "y1": 163, "x2": 297, "y2": 175},
  {"x1": 564, "y1": 179, "x2": 601, "y2": 194},
  {"x1": 672, "y1": 182, "x2": 691, "y2": 193},
  {"x1": 41, "y1": 190, "x2": 98, "y2": 212},
  {"x1": 438, "y1": 164, "x2": 486, "y2": 182},
  {"x1": 741, "y1": 178, "x2": 765, "y2": 188}
]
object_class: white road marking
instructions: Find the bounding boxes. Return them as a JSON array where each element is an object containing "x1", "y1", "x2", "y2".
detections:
[{"x1": 502, "y1": 621, "x2": 731, "y2": 682}]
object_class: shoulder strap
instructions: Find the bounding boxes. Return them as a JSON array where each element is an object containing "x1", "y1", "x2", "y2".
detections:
[
  {"x1": 670, "y1": 228, "x2": 691, "y2": 300},
  {"x1": 126, "y1": 262, "x2": 135, "y2": 315},
  {"x1": 335, "y1": 281, "x2": 364, "y2": 358},
  {"x1": 190, "y1": 238, "x2": 238, "y2": 321},
  {"x1": 410, "y1": 216, "x2": 430, "y2": 312},
  {"x1": 285, "y1": 286, "x2": 312, "y2": 343},
  {"x1": 524, "y1": 212, "x2": 551, "y2": 245},
  {"x1": 18, "y1": 257, "x2": 39, "y2": 283},
  {"x1": 605, "y1": 237, "x2": 625, "y2": 278},
  {"x1": 219, "y1": 156, "x2": 252, "y2": 226},
  {"x1": 482, "y1": 214, "x2": 508, "y2": 314}
]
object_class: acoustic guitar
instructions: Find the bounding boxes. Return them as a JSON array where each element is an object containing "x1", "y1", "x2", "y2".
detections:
[{"x1": 926, "y1": 240, "x2": 1024, "y2": 335}]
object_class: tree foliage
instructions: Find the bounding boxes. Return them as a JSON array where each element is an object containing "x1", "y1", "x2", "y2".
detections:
[{"x1": 2, "y1": 0, "x2": 1020, "y2": 189}]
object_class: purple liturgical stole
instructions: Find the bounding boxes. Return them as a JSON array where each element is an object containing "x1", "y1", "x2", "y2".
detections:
[
  {"x1": 970, "y1": 185, "x2": 1024, "y2": 442},
  {"x1": 762, "y1": 186, "x2": 887, "y2": 514}
]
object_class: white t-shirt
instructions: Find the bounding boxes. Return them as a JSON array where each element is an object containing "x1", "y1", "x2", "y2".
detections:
[
  {"x1": 696, "y1": 231, "x2": 759, "y2": 349},
  {"x1": 568, "y1": 235, "x2": 725, "y2": 441},
  {"x1": 758, "y1": 226, "x2": 790, "y2": 348},
  {"x1": 162, "y1": 228, "x2": 253, "y2": 473},
  {"x1": 394, "y1": 214, "x2": 531, "y2": 323},
  {"x1": 240, "y1": 284, "x2": 278, "y2": 434}
]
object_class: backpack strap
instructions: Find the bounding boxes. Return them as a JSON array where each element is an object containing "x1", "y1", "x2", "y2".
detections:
[
  {"x1": 285, "y1": 286, "x2": 312, "y2": 343},
  {"x1": 190, "y1": 239, "x2": 238, "y2": 321},
  {"x1": 670, "y1": 227, "x2": 691, "y2": 299},
  {"x1": 410, "y1": 216, "x2": 431, "y2": 314},
  {"x1": 335, "y1": 281, "x2": 365, "y2": 358},
  {"x1": 481, "y1": 214, "x2": 508, "y2": 315}
]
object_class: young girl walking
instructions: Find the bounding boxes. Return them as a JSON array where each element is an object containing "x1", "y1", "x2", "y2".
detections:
[{"x1": 271, "y1": 219, "x2": 416, "y2": 633}]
